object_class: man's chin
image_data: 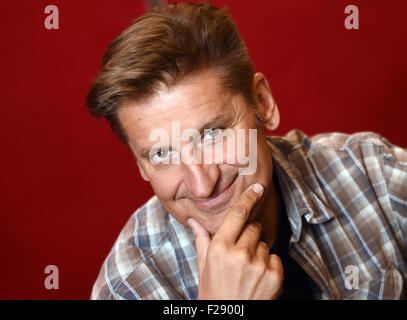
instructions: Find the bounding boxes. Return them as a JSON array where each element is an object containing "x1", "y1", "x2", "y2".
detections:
[
  {"x1": 200, "y1": 208, "x2": 230, "y2": 235},
  {"x1": 204, "y1": 198, "x2": 262, "y2": 236}
]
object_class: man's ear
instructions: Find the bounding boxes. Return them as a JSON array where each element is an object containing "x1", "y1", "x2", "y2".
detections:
[
  {"x1": 252, "y1": 72, "x2": 280, "y2": 131},
  {"x1": 136, "y1": 159, "x2": 150, "y2": 182}
]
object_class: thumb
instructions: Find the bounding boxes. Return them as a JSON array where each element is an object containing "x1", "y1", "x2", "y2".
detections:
[{"x1": 187, "y1": 218, "x2": 211, "y2": 274}]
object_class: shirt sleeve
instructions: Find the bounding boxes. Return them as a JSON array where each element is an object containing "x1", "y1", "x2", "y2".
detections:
[
  {"x1": 90, "y1": 262, "x2": 116, "y2": 300},
  {"x1": 90, "y1": 253, "x2": 186, "y2": 300},
  {"x1": 378, "y1": 135, "x2": 407, "y2": 234}
]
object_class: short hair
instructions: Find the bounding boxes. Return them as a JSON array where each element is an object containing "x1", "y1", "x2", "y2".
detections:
[{"x1": 86, "y1": 1, "x2": 256, "y2": 145}]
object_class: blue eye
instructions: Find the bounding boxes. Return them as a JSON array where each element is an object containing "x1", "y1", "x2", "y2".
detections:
[
  {"x1": 156, "y1": 149, "x2": 168, "y2": 158},
  {"x1": 151, "y1": 148, "x2": 171, "y2": 164},
  {"x1": 203, "y1": 128, "x2": 222, "y2": 141}
]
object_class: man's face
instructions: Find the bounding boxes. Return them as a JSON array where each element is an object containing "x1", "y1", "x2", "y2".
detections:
[{"x1": 118, "y1": 69, "x2": 274, "y2": 235}]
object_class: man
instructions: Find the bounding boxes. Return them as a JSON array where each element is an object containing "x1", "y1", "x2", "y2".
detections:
[{"x1": 86, "y1": 2, "x2": 407, "y2": 299}]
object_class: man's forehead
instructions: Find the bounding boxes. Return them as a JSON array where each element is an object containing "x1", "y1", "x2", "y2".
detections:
[
  {"x1": 120, "y1": 92, "x2": 235, "y2": 130},
  {"x1": 120, "y1": 92, "x2": 241, "y2": 136},
  {"x1": 119, "y1": 73, "x2": 232, "y2": 124}
]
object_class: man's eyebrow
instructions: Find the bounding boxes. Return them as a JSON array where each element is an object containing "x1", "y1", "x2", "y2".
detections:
[
  {"x1": 138, "y1": 115, "x2": 234, "y2": 159},
  {"x1": 197, "y1": 115, "x2": 234, "y2": 135}
]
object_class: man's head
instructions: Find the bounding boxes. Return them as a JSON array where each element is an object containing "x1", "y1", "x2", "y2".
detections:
[{"x1": 86, "y1": 2, "x2": 280, "y2": 234}]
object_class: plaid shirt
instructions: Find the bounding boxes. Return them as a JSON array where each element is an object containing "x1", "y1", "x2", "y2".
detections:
[{"x1": 91, "y1": 130, "x2": 407, "y2": 300}]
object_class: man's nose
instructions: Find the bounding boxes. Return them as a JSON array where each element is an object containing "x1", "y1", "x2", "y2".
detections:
[{"x1": 183, "y1": 164, "x2": 220, "y2": 199}]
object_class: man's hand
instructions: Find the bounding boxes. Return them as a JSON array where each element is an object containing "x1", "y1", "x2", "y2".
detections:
[{"x1": 188, "y1": 183, "x2": 284, "y2": 300}]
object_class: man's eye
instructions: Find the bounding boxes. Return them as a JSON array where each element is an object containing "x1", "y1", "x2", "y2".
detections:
[
  {"x1": 203, "y1": 128, "x2": 222, "y2": 141},
  {"x1": 150, "y1": 148, "x2": 171, "y2": 164},
  {"x1": 156, "y1": 149, "x2": 168, "y2": 158}
]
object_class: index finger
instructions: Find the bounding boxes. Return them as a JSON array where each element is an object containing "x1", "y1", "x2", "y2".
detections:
[{"x1": 213, "y1": 183, "x2": 264, "y2": 244}]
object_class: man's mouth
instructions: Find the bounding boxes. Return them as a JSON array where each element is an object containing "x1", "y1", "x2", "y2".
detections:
[{"x1": 190, "y1": 176, "x2": 237, "y2": 212}]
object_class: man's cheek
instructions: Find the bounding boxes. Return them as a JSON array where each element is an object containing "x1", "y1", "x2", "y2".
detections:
[{"x1": 149, "y1": 170, "x2": 180, "y2": 194}]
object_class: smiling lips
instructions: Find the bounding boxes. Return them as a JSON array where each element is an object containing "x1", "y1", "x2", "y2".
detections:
[{"x1": 191, "y1": 177, "x2": 237, "y2": 211}]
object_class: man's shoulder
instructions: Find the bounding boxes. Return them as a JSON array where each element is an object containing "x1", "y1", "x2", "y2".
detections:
[
  {"x1": 109, "y1": 195, "x2": 172, "y2": 266},
  {"x1": 269, "y1": 129, "x2": 405, "y2": 162},
  {"x1": 131, "y1": 195, "x2": 172, "y2": 250},
  {"x1": 91, "y1": 196, "x2": 173, "y2": 299},
  {"x1": 270, "y1": 129, "x2": 392, "y2": 152}
]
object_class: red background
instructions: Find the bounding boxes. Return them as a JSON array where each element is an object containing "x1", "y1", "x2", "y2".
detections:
[{"x1": 0, "y1": 0, "x2": 406, "y2": 299}]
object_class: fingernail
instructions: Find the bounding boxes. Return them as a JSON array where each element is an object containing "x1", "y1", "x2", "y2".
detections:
[
  {"x1": 252, "y1": 183, "x2": 264, "y2": 194},
  {"x1": 253, "y1": 221, "x2": 262, "y2": 230}
]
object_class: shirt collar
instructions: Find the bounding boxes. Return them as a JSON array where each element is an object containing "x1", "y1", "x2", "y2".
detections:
[{"x1": 266, "y1": 134, "x2": 336, "y2": 242}]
